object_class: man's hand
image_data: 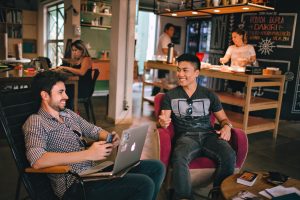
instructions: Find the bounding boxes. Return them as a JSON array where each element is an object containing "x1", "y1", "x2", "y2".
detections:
[
  {"x1": 216, "y1": 125, "x2": 231, "y2": 141},
  {"x1": 86, "y1": 141, "x2": 113, "y2": 161},
  {"x1": 111, "y1": 131, "x2": 120, "y2": 148},
  {"x1": 158, "y1": 110, "x2": 172, "y2": 128},
  {"x1": 219, "y1": 57, "x2": 227, "y2": 64}
]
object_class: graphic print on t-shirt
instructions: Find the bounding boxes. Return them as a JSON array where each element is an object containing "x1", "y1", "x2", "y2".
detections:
[{"x1": 171, "y1": 98, "x2": 210, "y2": 117}]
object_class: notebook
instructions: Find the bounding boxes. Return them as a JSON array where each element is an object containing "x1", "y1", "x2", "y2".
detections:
[{"x1": 79, "y1": 124, "x2": 149, "y2": 178}]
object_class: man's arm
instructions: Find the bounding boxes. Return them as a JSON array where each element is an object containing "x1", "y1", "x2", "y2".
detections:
[
  {"x1": 213, "y1": 109, "x2": 232, "y2": 141},
  {"x1": 59, "y1": 57, "x2": 92, "y2": 76},
  {"x1": 32, "y1": 141, "x2": 113, "y2": 169}
]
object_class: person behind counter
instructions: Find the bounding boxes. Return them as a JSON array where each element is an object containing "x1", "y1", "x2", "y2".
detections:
[
  {"x1": 220, "y1": 28, "x2": 256, "y2": 68},
  {"x1": 152, "y1": 23, "x2": 177, "y2": 96},
  {"x1": 220, "y1": 29, "x2": 257, "y2": 93},
  {"x1": 58, "y1": 40, "x2": 93, "y2": 110}
]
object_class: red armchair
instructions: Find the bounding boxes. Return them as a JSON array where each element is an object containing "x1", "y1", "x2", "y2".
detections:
[{"x1": 154, "y1": 93, "x2": 248, "y2": 192}]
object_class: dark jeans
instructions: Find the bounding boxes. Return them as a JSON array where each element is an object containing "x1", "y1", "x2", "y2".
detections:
[
  {"x1": 171, "y1": 132, "x2": 236, "y2": 199},
  {"x1": 63, "y1": 160, "x2": 165, "y2": 200}
]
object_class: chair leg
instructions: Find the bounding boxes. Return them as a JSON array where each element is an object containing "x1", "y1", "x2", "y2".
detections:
[
  {"x1": 15, "y1": 175, "x2": 22, "y2": 200},
  {"x1": 89, "y1": 98, "x2": 96, "y2": 124},
  {"x1": 83, "y1": 102, "x2": 90, "y2": 122}
]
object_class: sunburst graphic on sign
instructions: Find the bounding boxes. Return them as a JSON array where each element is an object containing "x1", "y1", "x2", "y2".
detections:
[{"x1": 258, "y1": 37, "x2": 276, "y2": 55}]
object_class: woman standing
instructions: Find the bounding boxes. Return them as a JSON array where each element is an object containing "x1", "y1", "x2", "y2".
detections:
[
  {"x1": 220, "y1": 29, "x2": 256, "y2": 68},
  {"x1": 220, "y1": 29, "x2": 256, "y2": 93},
  {"x1": 59, "y1": 40, "x2": 93, "y2": 109}
]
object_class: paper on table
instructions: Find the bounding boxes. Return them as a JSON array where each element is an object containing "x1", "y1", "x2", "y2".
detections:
[{"x1": 259, "y1": 185, "x2": 300, "y2": 199}]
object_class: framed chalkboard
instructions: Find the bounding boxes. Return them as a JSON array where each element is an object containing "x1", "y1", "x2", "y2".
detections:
[{"x1": 241, "y1": 12, "x2": 297, "y2": 49}]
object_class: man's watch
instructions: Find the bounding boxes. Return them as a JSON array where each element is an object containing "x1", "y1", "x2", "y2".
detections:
[{"x1": 223, "y1": 122, "x2": 233, "y2": 129}]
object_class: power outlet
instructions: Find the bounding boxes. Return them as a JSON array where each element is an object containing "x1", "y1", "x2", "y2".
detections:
[{"x1": 123, "y1": 100, "x2": 129, "y2": 110}]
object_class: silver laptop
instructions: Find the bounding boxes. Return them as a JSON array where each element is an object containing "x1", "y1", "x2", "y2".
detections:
[{"x1": 79, "y1": 124, "x2": 149, "y2": 178}]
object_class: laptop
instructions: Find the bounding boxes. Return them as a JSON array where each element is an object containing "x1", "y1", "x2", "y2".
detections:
[{"x1": 79, "y1": 124, "x2": 149, "y2": 178}]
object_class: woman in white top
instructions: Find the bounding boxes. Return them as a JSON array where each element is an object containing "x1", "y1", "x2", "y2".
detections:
[{"x1": 220, "y1": 29, "x2": 256, "y2": 67}]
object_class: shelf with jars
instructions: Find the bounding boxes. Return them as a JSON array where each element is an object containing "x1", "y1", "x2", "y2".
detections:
[
  {"x1": 80, "y1": 1, "x2": 112, "y2": 30},
  {"x1": 154, "y1": 0, "x2": 274, "y2": 18}
]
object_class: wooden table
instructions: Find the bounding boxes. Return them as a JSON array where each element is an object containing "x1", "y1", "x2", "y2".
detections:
[
  {"x1": 143, "y1": 61, "x2": 285, "y2": 139},
  {"x1": 0, "y1": 69, "x2": 79, "y2": 112},
  {"x1": 1, "y1": 58, "x2": 31, "y2": 64},
  {"x1": 221, "y1": 171, "x2": 300, "y2": 199}
]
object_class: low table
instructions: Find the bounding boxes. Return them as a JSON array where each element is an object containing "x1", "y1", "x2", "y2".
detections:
[{"x1": 221, "y1": 171, "x2": 300, "y2": 199}]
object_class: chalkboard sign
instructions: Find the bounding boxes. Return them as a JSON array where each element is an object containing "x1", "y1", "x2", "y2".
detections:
[{"x1": 241, "y1": 12, "x2": 297, "y2": 49}]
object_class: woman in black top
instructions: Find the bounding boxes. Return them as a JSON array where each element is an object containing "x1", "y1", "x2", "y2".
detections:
[{"x1": 59, "y1": 40, "x2": 93, "y2": 109}]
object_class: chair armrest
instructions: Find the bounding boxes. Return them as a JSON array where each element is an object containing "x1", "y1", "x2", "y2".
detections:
[
  {"x1": 25, "y1": 165, "x2": 71, "y2": 174},
  {"x1": 158, "y1": 127, "x2": 173, "y2": 168},
  {"x1": 229, "y1": 128, "x2": 248, "y2": 168}
]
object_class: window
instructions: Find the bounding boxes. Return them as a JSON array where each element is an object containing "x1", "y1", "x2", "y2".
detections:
[{"x1": 47, "y1": 3, "x2": 64, "y2": 66}]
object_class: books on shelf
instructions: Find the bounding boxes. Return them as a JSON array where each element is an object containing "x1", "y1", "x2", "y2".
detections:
[{"x1": 237, "y1": 171, "x2": 258, "y2": 186}]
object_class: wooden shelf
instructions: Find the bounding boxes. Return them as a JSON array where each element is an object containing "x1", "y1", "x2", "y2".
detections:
[
  {"x1": 200, "y1": 3, "x2": 274, "y2": 15},
  {"x1": 201, "y1": 67, "x2": 285, "y2": 138},
  {"x1": 81, "y1": 11, "x2": 112, "y2": 17},
  {"x1": 157, "y1": 3, "x2": 274, "y2": 17},
  {"x1": 225, "y1": 110, "x2": 276, "y2": 134},
  {"x1": 217, "y1": 92, "x2": 279, "y2": 111},
  {"x1": 81, "y1": 23, "x2": 111, "y2": 29}
]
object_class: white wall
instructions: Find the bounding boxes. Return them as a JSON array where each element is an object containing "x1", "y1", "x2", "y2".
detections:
[{"x1": 157, "y1": 16, "x2": 186, "y2": 56}]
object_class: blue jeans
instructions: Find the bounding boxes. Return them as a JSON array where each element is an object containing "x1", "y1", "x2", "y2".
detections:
[
  {"x1": 172, "y1": 132, "x2": 236, "y2": 199},
  {"x1": 63, "y1": 160, "x2": 165, "y2": 200}
]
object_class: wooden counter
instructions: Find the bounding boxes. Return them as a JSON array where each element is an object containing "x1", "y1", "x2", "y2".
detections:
[
  {"x1": 92, "y1": 59, "x2": 110, "y2": 80},
  {"x1": 143, "y1": 61, "x2": 285, "y2": 138}
]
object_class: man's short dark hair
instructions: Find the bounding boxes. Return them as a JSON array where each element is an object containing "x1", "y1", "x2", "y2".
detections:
[
  {"x1": 164, "y1": 23, "x2": 175, "y2": 32},
  {"x1": 176, "y1": 54, "x2": 201, "y2": 70},
  {"x1": 32, "y1": 71, "x2": 68, "y2": 103}
]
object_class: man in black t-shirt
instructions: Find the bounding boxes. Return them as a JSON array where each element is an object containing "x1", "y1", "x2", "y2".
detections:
[{"x1": 159, "y1": 54, "x2": 236, "y2": 200}]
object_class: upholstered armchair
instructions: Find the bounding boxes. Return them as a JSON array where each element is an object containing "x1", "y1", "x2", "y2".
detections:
[{"x1": 154, "y1": 93, "x2": 248, "y2": 196}]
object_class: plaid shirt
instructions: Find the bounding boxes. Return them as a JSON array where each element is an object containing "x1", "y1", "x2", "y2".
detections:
[{"x1": 23, "y1": 108, "x2": 102, "y2": 198}]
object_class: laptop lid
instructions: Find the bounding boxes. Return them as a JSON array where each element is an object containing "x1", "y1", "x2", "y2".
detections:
[
  {"x1": 112, "y1": 124, "x2": 149, "y2": 174},
  {"x1": 78, "y1": 124, "x2": 149, "y2": 177}
]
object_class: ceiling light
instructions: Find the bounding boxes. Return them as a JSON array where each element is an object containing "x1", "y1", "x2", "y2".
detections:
[
  {"x1": 242, "y1": 7, "x2": 250, "y2": 10},
  {"x1": 171, "y1": 13, "x2": 177, "y2": 16},
  {"x1": 213, "y1": 9, "x2": 220, "y2": 13},
  {"x1": 192, "y1": 11, "x2": 198, "y2": 14}
]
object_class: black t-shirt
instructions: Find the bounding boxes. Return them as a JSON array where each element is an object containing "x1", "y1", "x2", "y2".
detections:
[{"x1": 161, "y1": 85, "x2": 222, "y2": 136}]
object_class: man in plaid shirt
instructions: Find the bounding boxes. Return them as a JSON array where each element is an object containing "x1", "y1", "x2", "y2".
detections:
[{"x1": 23, "y1": 71, "x2": 165, "y2": 200}]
